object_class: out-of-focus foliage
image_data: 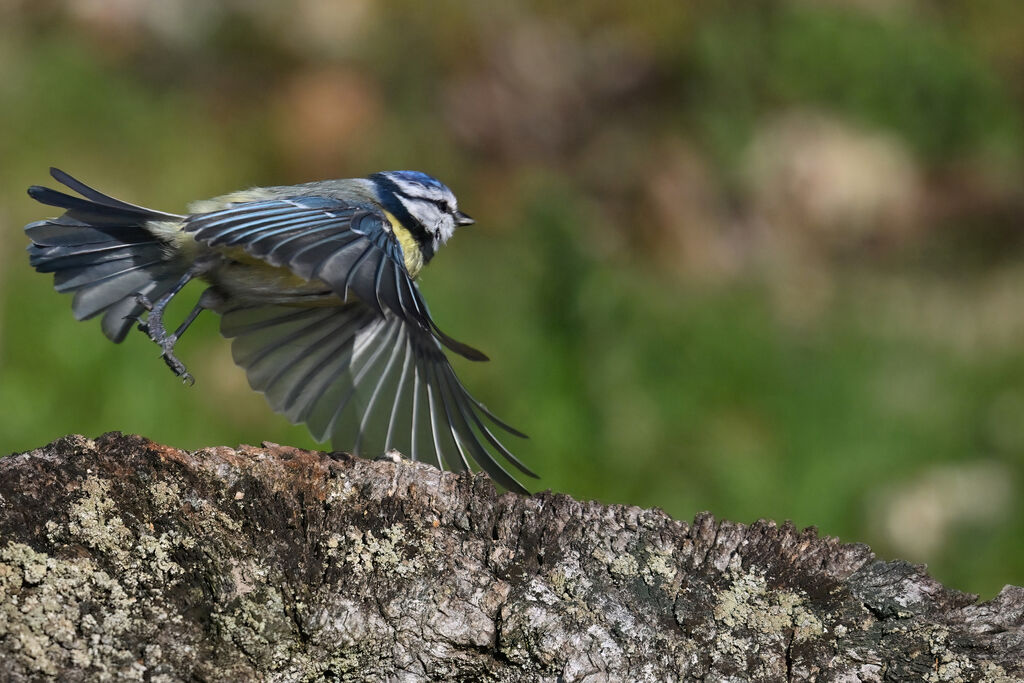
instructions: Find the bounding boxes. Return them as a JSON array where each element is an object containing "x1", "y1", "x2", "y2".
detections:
[{"x1": 1, "y1": 0, "x2": 1022, "y2": 597}]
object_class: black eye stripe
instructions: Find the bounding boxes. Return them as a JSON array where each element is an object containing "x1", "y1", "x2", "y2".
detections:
[
  {"x1": 404, "y1": 195, "x2": 449, "y2": 213},
  {"x1": 403, "y1": 196, "x2": 448, "y2": 216},
  {"x1": 369, "y1": 172, "x2": 436, "y2": 259}
]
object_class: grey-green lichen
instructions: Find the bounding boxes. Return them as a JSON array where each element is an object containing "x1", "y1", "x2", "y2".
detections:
[
  {"x1": 713, "y1": 569, "x2": 824, "y2": 640},
  {"x1": 710, "y1": 568, "x2": 826, "y2": 676},
  {"x1": 0, "y1": 542, "x2": 142, "y2": 678},
  {"x1": 0, "y1": 474, "x2": 208, "y2": 679},
  {"x1": 591, "y1": 545, "x2": 640, "y2": 579},
  {"x1": 978, "y1": 662, "x2": 1016, "y2": 683},
  {"x1": 47, "y1": 476, "x2": 194, "y2": 592},
  {"x1": 921, "y1": 625, "x2": 986, "y2": 683},
  {"x1": 341, "y1": 523, "x2": 420, "y2": 577},
  {"x1": 149, "y1": 480, "x2": 182, "y2": 512},
  {"x1": 64, "y1": 478, "x2": 133, "y2": 560},
  {"x1": 212, "y1": 581, "x2": 294, "y2": 668},
  {"x1": 644, "y1": 546, "x2": 679, "y2": 586}
]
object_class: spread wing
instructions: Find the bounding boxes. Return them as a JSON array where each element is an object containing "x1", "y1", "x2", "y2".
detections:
[
  {"x1": 187, "y1": 195, "x2": 534, "y2": 490},
  {"x1": 220, "y1": 303, "x2": 536, "y2": 493},
  {"x1": 184, "y1": 196, "x2": 485, "y2": 360}
]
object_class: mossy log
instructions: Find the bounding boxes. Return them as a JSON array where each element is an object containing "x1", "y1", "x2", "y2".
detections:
[{"x1": 0, "y1": 433, "x2": 1021, "y2": 681}]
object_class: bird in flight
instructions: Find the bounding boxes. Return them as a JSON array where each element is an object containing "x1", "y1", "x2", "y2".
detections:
[{"x1": 25, "y1": 167, "x2": 535, "y2": 492}]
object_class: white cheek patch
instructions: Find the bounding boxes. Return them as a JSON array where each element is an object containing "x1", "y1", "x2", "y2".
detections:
[
  {"x1": 435, "y1": 216, "x2": 456, "y2": 246},
  {"x1": 393, "y1": 186, "x2": 459, "y2": 251},
  {"x1": 398, "y1": 195, "x2": 444, "y2": 230}
]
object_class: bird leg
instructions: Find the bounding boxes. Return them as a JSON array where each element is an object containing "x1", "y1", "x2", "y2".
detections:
[{"x1": 133, "y1": 271, "x2": 206, "y2": 385}]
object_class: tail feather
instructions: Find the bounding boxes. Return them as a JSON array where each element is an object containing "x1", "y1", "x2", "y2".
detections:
[
  {"x1": 26, "y1": 217, "x2": 162, "y2": 248},
  {"x1": 30, "y1": 241, "x2": 164, "y2": 272},
  {"x1": 27, "y1": 186, "x2": 173, "y2": 227},
  {"x1": 52, "y1": 248, "x2": 167, "y2": 292},
  {"x1": 26, "y1": 169, "x2": 188, "y2": 343},
  {"x1": 47, "y1": 167, "x2": 180, "y2": 219}
]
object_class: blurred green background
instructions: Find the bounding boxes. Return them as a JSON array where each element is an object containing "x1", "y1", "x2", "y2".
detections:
[{"x1": 1, "y1": 1, "x2": 1022, "y2": 597}]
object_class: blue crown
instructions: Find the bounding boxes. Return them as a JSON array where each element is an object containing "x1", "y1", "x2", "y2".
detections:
[{"x1": 384, "y1": 170, "x2": 447, "y2": 191}]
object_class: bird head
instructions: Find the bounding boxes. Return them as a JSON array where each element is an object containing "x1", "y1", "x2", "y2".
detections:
[{"x1": 370, "y1": 171, "x2": 474, "y2": 259}]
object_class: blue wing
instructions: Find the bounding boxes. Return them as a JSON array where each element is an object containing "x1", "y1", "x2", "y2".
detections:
[
  {"x1": 184, "y1": 196, "x2": 486, "y2": 361},
  {"x1": 186, "y1": 195, "x2": 534, "y2": 489},
  {"x1": 220, "y1": 302, "x2": 535, "y2": 493}
]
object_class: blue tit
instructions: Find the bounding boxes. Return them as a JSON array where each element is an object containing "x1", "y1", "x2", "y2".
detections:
[{"x1": 25, "y1": 167, "x2": 536, "y2": 492}]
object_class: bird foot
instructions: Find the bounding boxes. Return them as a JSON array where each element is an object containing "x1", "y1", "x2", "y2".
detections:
[
  {"x1": 133, "y1": 293, "x2": 194, "y2": 385},
  {"x1": 160, "y1": 350, "x2": 194, "y2": 386}
]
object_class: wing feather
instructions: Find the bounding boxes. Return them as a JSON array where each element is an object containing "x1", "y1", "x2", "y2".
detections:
[
  {"x1": 384, "y1": 333, "x2": 416, "y2": 455},
  {"x1": 352, "y1": 318, "x2": 406, "y2": 454},
  {"x1": 186, "y1": 196, "x2": 486, "y2": 360},
  {"x1": 220, "y1": 213, "x2": 328, "y2": 246},
  {"x1": 424, "y1": 355, "x2": 473, "y2": 474},
  {"x1": 220, "y1": 303, "x2": 533, "y2": 492},
  {"x1": 262, "y1": 223, "x2": 352, "y2": 265}
]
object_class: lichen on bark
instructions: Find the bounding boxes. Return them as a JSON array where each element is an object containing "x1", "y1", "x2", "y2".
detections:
[{"x1": 0, "y1": 433, "x2": 1021, "y2": 681}]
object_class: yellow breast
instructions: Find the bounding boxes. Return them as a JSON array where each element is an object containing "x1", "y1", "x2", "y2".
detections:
[{"x1": 382, "y1": 210, "x2": 425, "y2": 279}]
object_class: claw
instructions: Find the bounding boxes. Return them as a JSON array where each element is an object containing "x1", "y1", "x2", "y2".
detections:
[
  {"x1": 140, "y1": 307, "x2": 192, "y2": 381},
  {"x1": 158, "y1": 341, "x2": 194, "y2": 385},
  {"x1": 131, "y1": 272, "x2": 203, "y2": 382}
]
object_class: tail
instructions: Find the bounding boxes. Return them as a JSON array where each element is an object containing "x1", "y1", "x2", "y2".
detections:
[{"x1": 25, "y1": 168, "x2": 188, "y2": 342}]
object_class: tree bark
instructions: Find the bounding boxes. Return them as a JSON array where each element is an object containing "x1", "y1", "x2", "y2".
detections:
[{"x1": 0, "y1": 433, "x2": 1020, "y2": 682}]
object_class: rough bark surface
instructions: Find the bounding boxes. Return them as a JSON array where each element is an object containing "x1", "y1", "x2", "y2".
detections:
[{"x1": 0, "y1": 433, "x2": 1021, "y2": 682}]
